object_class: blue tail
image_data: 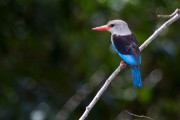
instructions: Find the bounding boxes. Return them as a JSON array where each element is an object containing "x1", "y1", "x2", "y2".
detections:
[{"x1": 131, "y1": 66, "x2": 142, "y2": 87}]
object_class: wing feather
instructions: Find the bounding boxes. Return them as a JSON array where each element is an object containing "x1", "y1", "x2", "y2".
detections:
[{"x1": 112, "y1": 34, "x2": 141, "y2": 65}]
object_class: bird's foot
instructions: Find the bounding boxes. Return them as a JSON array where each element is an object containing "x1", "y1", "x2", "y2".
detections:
[{"x1": 120, "y1": 60, "x2": 126, "y2": 68}]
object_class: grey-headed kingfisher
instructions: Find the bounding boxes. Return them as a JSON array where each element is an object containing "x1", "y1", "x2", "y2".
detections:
[{"x1": 92, "y1": 20, "x2": 142, "y2": 87}]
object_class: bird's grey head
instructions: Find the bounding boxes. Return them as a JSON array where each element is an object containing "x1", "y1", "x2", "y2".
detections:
[{"x1": 107, "y1": 20, "x2": 132, "y2": 36}]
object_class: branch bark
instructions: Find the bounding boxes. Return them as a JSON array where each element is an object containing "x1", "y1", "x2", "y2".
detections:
[{"x1": 79, "y1": 9, "x2": 180, "y2": 120}]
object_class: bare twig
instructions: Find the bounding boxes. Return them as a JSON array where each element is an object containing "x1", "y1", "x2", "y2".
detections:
[
  {"x1": 125, "y1": 110, "x2": 153, "y2": 120},
  {"x1": 79, "y1": 64, "x2": 126, "y2": 120},
  {"x1": 158, "y1": 8, "x2": 180, "y2": 19},
  {"x1": 79, "y1": 9, "x2": 180, "y2": 120},
  {"x1": 139, "y1": 9, "x2": 180, "y2": 51}
]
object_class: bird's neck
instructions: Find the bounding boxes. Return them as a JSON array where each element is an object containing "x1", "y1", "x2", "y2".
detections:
[
  {"x1": 116, "y1": 28, "x2": 131, "y2": 36},
  {"x1": 110, "y1": 25, "x2": 132, "y2": 36}
]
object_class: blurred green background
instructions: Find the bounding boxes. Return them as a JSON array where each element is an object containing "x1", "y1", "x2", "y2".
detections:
[{"x1": 0, "y1": 0, "x2": 180, "y2": 120}]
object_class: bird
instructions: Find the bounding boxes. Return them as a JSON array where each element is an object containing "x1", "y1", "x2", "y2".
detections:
[{"x1": 92, "y1": 20, "x2": 142, "y2": 87}]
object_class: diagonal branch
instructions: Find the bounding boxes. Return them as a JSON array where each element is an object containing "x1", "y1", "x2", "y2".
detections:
[{"x1": 79, "y1": 8, "x2": 180, "y2": 120}]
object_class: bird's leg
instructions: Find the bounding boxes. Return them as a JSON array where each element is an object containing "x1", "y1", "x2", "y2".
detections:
[{"x1": 120, "y1": 60, "x2": 126, "y2": 68}]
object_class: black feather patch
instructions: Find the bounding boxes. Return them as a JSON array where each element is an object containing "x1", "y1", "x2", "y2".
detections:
[{"x1": 112, "y1": 34, "x2": 140, "y2": 58}]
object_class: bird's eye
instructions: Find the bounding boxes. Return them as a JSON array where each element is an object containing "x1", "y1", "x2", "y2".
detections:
[{"x1": 110, "y1": 24, "x2": 115, "y2": 27}]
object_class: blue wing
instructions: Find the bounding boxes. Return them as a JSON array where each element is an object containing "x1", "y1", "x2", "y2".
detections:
[
  {"x1": 112, "y1": 42, "x2": 141, "y2": 65},
  {"x1": 118, "y1": 53, "x2": 141, "y2": 65}
]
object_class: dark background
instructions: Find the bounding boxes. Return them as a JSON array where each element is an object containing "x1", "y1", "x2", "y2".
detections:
[{"x1": 0, "y1": 0, "x2": 180, "y2": 120}]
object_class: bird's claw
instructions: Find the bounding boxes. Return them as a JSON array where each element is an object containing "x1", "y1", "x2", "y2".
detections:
[{"x1": 120, "y1": 60, "x2": 126, "y2": 68}]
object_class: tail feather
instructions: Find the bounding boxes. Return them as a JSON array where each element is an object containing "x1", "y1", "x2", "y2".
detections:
[{"x1": 131, "y1": 66, "x2": 142, "y2": 87}]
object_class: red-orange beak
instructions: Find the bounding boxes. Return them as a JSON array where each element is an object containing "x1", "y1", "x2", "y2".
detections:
[{"x1": 92, "y1": 25, "x2": 110, "y2": 31}]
